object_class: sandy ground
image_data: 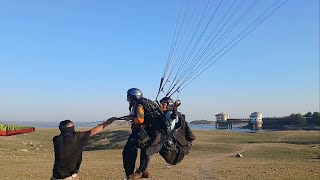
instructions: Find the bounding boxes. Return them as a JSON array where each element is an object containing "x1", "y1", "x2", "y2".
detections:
[{"x1": 0, "y1": 126, "x2": 319, "y2": 180}]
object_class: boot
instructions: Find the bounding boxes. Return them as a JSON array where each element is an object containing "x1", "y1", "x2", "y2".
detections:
[
  {"x1": 123, "y1": 175, "x2": 135, "y2": 180},
  {"x1": 141, "y1": 170, "x2": 150, "y2": 178},
  {"x1": 131, "y1": 169, "x2": 150, "y2": 179},
  {"x1": 131, "y1": 170, "x2": 143, "y2": 179}
]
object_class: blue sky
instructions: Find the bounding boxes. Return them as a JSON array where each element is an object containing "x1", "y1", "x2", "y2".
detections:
[{"x1": 0, "y1": 0, "x2": 319, "y2": 122}]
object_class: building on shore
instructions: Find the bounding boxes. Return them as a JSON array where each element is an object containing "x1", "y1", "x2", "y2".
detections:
[
  {"x1": 215, "y1": 112, "x2": 230, "y2": 122},
  {"x1": 249, "y1": 112, "x2": 263, "y2": 130},
  {"x1": 215, "y1": 112, "x2": 263, "y2": 130},
  {"x1": 215, "y1": 112, "x2": 232, "y2": 129}
]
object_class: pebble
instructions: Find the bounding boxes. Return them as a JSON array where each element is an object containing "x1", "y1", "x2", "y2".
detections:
[{"x1": 236, "y1": 153, "x2": 243, "y2": 158}]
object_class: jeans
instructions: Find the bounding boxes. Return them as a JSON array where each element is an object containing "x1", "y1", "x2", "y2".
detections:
[{"x1": 122, "y1": 128, "x2": 150, "y2": 176}]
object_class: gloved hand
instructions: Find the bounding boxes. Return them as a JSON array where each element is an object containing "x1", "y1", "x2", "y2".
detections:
[{"x1": 174, "y1": 100, "x2": 181, "y2": 107}]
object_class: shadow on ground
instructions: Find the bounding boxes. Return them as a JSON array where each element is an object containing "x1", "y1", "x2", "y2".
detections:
[{"x1": 84, "y1": 130, "x2": 130, "y2": 151}]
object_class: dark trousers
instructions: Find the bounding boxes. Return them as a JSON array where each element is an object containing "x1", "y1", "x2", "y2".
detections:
[{"x1": 122, "y1": 129, "x2": 150, "y2": 176}]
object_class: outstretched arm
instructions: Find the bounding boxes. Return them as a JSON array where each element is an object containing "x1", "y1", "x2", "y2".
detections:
[
  {"x1": 90, "y1": 117, "x2": 117, "y2": 137},
  {"x1": 117, "y1": 115, "x2": 132, "y2": 121}
]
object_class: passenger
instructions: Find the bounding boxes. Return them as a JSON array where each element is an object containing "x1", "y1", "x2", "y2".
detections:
[{"x1": 159, "y1": 97, "x2": 196, "y2": 165}]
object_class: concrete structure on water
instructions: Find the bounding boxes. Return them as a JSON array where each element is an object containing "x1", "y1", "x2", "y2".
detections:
[
  {"x1": 215, "y1": 112, "x2": 263, "y2": 130},
  {"x1": 250, "y1": 112, "x2": 263, "y2": 130},
  {"x1": 215, "y1": 112, "x2": 230, "y2": 121},
  {"x1": 215, "y1": 112, "x2": 232, "y2": 129}
]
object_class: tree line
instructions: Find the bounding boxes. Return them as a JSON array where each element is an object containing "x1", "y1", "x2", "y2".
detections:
[{"x1": 263, "y1": 112, "x2": 320, "y2": 127}]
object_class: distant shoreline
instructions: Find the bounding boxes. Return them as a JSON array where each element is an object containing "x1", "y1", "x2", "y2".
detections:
[{"x1": 190, "y1": 120, "x2": 215, "y2": 125}]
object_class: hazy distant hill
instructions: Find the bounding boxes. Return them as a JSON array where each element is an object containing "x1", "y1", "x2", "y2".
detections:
[{"x1": 190, "y1": 120, "x2": 215, "y2": 125}]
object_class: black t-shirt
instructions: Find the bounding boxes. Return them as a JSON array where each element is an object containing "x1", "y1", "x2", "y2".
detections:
[{"x1": 52, "y1": 131, "x2": 91, "y2": 179}]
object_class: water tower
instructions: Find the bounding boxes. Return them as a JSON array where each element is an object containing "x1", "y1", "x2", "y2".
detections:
[
  {"x1": 215, "y1": 112, "x2": 230, "y2": 122},
  {"x1": 215, "y1": 112, "x2": 230, "y2": 129},
  {"x1": 250, "y1": 112, "x2": 263, "y2": 130}
]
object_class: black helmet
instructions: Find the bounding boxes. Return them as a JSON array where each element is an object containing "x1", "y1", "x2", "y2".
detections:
[
  {"x1": 127, "y1": 88, "x2": 143, "y2": 100},
  {"x1": 160, "y1": 97, "x2": 173, "y2": 105}
]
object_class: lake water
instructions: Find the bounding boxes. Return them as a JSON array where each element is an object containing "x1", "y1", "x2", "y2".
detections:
[{"x1": 189, "y1": 123, "x2": 258, "y2": 133}]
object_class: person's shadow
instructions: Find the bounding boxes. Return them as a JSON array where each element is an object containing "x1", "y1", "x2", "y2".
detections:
[{"x1": 84, "y1": 130, "x2": 130, "y2": 151}]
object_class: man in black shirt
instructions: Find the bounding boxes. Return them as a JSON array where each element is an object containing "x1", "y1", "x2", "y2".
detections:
[{"x1": 51, "y1": 117, "x2": 117, "y2": 180}]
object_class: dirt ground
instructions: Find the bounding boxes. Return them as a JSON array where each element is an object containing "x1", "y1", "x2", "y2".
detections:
[{"x1": 0, "y1": 126, "x2": 319, "y2": 180}]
